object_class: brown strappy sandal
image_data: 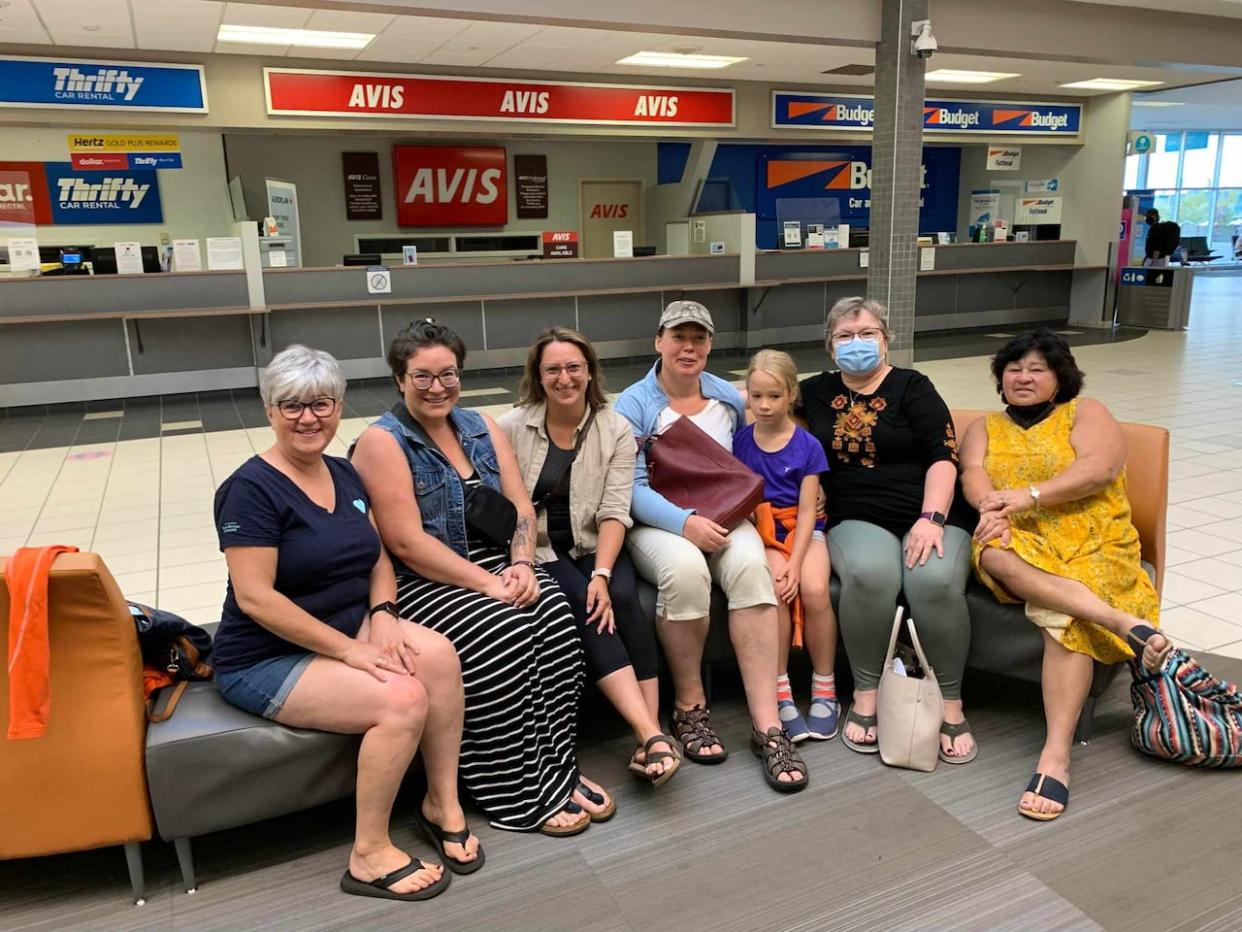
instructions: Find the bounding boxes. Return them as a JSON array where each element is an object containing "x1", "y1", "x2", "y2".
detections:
[
  {"x1": 670, "y1": 705, "x2": 729, "y2": 764},
  {"x1": 628, "y1": 733, "x2": 683, "y2": 788},
  {"x1": 750, "y1": 726, "x2": 809, "y2": 793}
]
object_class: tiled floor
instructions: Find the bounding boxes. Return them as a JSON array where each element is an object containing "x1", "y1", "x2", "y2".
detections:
[{"x1": 2, "y1": 281, "x2": 1240, "y2": 654}]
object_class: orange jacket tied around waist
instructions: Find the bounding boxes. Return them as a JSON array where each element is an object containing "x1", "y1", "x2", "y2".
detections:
[{"x1": 753, "y1": 503, "x2": 805, "y2": 649}]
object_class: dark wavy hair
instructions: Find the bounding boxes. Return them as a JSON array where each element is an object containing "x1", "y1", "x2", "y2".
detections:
[
  {"x1": 516, "y1": 327, "x2": 608, "y2": 411},
  {"x1": 990, "y1": 330, "x2": 1085, "y2": 403},
  {"x1": 387, "y1": 319, "x2": 467, "y2": 394}
]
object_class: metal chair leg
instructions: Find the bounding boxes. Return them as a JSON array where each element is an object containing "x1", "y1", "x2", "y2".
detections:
[
  {"x1": 1074, "y1": 696, "x2": 1097, "y2": 745},
  {"x1": 123, "y1": 842, "x2": 145, "y2": 906},
  {"x1": 174, "y1": 837, "x2": 198, "y2": 894}
]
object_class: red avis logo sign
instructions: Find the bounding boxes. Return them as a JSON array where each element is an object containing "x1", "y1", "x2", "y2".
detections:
[
  {"x1": 393, "y1": 146, "x2": 506, "y2": 226},
  {"x1": 589, "y1": 203, "x2": 629, "y2": 219}
]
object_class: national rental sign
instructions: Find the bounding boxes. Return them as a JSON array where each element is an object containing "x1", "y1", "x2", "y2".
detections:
[
  {"x1": 773, "y1": 92, "x2": 1081, "y2": 136},
  {"x1": 0, "y1": 56, "x2": 208, "y2": 112}
]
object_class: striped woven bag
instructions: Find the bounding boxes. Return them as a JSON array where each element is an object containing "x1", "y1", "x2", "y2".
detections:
[{"x1": 1130, "y1": 649, "x2": 1242, "y2": 768}]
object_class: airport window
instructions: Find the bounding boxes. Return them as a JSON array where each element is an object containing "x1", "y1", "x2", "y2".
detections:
[{"x1": 1128, "y1": 131, "x2": 1242, "y2": 256}]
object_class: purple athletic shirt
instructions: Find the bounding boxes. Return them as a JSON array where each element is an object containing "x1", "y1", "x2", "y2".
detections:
[{"x1": 733, "y1": 423, "x2": 829, "y2": 542}]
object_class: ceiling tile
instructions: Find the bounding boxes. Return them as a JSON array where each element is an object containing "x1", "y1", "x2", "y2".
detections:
[
  {"x1": 37, "y1": 0, "x2": 133, "y2": 46},
  {"x1": 219, "y1": 2, "x2": 311, "y2": 29},
  {"x1": 132, "y1": 0, "x2": 221, "y2": 53},
  {"x1": 304, "y1": 9, "x2": 394, "y2": 33},
  {"x1": 0, "y1": 0, "x2": 52, "y2": 44}
]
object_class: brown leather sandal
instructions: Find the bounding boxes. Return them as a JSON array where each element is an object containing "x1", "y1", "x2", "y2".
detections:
[
  {"x1": 750, "y1": 726, "x2": 809, "y2": 793},
  {"x1": 670, "y1": 705, "x2": 729, "y2": 764},
  {"x1": 628, "y1": 734, "x2": 683, "y2": 788}
]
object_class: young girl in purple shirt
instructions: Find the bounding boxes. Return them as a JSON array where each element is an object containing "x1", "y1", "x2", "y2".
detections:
[{"x1": 733, "y1": 350, "x2": 840, "y2": 742}]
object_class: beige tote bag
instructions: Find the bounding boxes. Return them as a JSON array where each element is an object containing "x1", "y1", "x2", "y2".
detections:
[{"x1": 877, "y1": 607, "x2": 944, "y2": 772}]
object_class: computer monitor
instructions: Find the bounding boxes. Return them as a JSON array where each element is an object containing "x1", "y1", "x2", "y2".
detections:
[
  {"x1": 141, "y1": 246, "x2": 162, "y2": 273},
  {"x1": 1181, "y1": 236, "x2": 1210, "y2": 257},
  {"x1": 343, "y1": 253, "x2": 381, "y2": 267},
  {"x1": 90, "y1": 248, "x2": 118, "y2": 275}
]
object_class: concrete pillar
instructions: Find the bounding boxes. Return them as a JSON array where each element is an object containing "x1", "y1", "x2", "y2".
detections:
[{"x1": 867, "y1": 0, "x2": 929, "y2": 368}]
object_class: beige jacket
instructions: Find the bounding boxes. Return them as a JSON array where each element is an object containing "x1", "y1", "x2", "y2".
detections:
[{"x1": 498, "y1": 402, "x2": 636, "y2": 563}]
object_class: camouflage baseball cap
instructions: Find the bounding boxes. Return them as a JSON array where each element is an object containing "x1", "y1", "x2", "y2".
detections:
[{"x1": 658, "y1": 299, "x2": 715, "y2": 334}]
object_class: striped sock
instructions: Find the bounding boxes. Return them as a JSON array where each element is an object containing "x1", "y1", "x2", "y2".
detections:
[
  {"x1": 776, "y1": 673, "x2": 793, "y2": 703},
  {"x1": 811, "y1": 673, "x2": 836, "y2": 701}
]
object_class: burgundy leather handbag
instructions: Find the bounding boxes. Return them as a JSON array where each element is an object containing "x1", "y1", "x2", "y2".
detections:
[{"x1": 645, "y1": 415, "x2": 765, "y2": 530}]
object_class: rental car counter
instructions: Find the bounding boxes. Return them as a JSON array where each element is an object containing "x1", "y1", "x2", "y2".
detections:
[{"x1": 0, "y1": 240, "x2": 1092, "y2": 406}]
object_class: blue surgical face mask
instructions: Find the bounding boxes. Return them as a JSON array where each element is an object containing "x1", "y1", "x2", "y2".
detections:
[{"x1": 834, "y1": 336, "x2": 882, "y2": 375}]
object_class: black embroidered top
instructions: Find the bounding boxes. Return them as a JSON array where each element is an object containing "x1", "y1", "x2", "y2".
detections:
[{"x1": 798, "y1": 367, "x2": 972, "y2": 536}]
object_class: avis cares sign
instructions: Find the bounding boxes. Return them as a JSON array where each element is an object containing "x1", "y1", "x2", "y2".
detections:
[{"x1": 393, "y1": 147, "x2": 506, "y2": 227}]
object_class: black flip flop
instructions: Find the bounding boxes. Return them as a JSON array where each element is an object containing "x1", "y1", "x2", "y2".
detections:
[
  {"x1": 340, "y1": 858, "x2": 451, "y2": 901},
  {"x1": 841, "y1": 705, "x2": 879, "y2": 754},
  {"x1": 1126, "y1": 624, "x2": 1174, "y2": 672},
  {"x1": 576, "y1": 780, "x2": 616, "y2": 823},
  {"x1": 412, "y1": 809, "x2": 485, "y2": 875},
  {"x1": 538, "y1": 800, "x2": 591, "y2": 837},
  {"x1": 1018, "y1": 772, "x2": 1069, "y2": 822}
]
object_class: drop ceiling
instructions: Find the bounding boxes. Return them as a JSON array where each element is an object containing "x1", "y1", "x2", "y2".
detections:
[{"x1": 1, "y1": 0, "x2": 1240, "y2": 96}]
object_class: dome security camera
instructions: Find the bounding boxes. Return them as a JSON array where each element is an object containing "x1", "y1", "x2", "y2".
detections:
[{"x1": 911, "y1": 20, "x2": 938, "y2": 60}]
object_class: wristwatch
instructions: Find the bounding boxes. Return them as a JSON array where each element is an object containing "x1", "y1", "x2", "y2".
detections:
[
  {"x1": 919, "y1": 511, "x2": 947, "y2": 527},
  {"x1": 368, "y1": 600, "x2": 400, "y2": 620},
  {"x1": 591, "y1": 567, "x2": 613, "y2": 581},
  {"x1": 1029, "y1": 485, "x2": 1042, "y2": 506}
]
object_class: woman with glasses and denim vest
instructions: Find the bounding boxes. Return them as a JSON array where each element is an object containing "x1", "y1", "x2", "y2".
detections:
[
  {"x1": 213, "y1": 344, "x2": 471, "y2": 902},
  {"x1": 798, "y1": 297, "x2": 977, "y2": 765},
  {"x1": 351, "y1": 320, "x2": 611, "y2": 839}
]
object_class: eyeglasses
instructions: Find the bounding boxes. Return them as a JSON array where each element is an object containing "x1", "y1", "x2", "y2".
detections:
[
  {"x1": 404, "y1": 368, "x2": 461, "y2": 390},
  {"x1": 541, "y1": 363, "x2": 586, "y2": 380},
  {"x1": 830, "y1": 328, "x2": 884, "y2": 347},
  {"x1": 275, "y1": 397, "x2": 338, "y2": 419}
]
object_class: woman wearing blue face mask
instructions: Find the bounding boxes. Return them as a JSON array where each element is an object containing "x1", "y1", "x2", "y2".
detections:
[{"x1": 798, "y1": 297, "x2": 977, "y2": 764}]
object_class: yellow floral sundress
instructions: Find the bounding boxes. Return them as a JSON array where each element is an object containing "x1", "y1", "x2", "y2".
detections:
[{"x1": 971, "y1": 399, "x2": 1159, "y2": 663}]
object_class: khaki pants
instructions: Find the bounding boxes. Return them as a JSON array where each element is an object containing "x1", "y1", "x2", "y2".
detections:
[{"x1": 626, "y1": 520, "x2": 777, "y2": 621}]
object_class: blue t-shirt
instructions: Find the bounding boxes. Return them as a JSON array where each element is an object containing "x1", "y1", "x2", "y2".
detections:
[
  {"x1": 733, "y1": 424, "x2": 830, "y2": 542},
  {"x1": 212, "y1": 455, "x2": 380, "y2": 675}
]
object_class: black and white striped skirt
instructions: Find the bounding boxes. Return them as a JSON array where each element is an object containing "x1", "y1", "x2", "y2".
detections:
[{"x1": 396, "y1": 549, "x2": 585, "y2": 831}]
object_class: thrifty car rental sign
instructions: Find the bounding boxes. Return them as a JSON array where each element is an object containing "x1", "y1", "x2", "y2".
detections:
[
  {"x1": 0, "y1": 56, "x2": 207, "y2": 112},
  {"x1": 264, "y1": 69, "x2": 735, "y2": 127}
]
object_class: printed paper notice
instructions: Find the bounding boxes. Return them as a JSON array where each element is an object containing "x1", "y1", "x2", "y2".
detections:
[
  {"x1": 6, "y1": 237, "x2": 39, "y2": 272},
  {"x1": 613, "y1": 230, "x2": 634, "y2": 258},
  {"x1": 402, "y1": 245, "x2": 418, "y2": 266},
  {"x1": 268, "y1": 249, "x2": 288, "y2": 268},
  {"x1": 920, "y1": 247, "x2": 936, "y2": 271},
  {"x1": 366, "y1": 266, "x2": 392, "y2": 295},
  {"x1": 172, "y1": 238, "x2": 202, "y2": 272},
  {"x1": 709, "y1": 241, "x2": 726, "y2": 255},
  {"x1": 115, "y1": 241, "x2": 144, "y2": 275},
  {"x1": 859, "y1": 248, "x2": 869, "y2": 268},
  {"x1": 206, "y1": 237, "x2": 244, "y2": 271},
  {"x1": 837, "y1": 223, "x2": 850, "y2": 249}
]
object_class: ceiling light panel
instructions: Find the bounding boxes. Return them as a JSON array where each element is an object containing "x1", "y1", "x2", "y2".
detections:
[
  {"x1": 217, "y1": 25, "x2": 374, "y2": 48},
  {"x1": 615, "y1": 51, "x2": 747, "y2": 69},
  {"x1": 1131, "y1": 100, "x2": 1184, "y2": 107},
  {"x1": 925, "y1": 69, "x2": 1019, "y2": 83},
  {"x1": 1059, "y1": 78, "x2": 1163, "y2": 90}
]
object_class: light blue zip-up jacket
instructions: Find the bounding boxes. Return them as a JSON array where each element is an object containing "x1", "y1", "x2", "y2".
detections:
[{"x1": 613, "y1": 361, "x2": 746, "y2": 534}]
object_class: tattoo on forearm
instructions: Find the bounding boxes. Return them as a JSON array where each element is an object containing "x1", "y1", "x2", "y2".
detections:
[{"x1": 512, "y1": 515, "x2": 534, "y2": 558}]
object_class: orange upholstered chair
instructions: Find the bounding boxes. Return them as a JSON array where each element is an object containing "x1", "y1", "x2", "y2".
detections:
[{"x1": 0, "y1": 552, "x2": 152, "y2": 903}]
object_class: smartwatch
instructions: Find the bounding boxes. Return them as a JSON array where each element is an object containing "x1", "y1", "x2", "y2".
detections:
[
  {"x1": 368, "y1": 600, "x2": 400, "y2": 620},
  {"x1": 919, "y1": 511, "x2": 947, "y2": 527}
]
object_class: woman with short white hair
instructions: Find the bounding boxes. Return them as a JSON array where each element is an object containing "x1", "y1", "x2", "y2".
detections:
[{"x1": 213, "y1": 344, "x2": 479, "y2": 903}]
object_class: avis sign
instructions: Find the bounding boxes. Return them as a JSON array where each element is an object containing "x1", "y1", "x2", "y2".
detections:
[
  {"x1": 265, "y1": 69, "x2": 734, "y2": 127},
  {"x1": 393, "y1": 146, "x2": 506, "y2": 227}
]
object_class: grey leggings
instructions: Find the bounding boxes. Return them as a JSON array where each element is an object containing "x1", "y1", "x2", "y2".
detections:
[{"x1": 827, "y1": 520, "x2": 973, "y2": 699}]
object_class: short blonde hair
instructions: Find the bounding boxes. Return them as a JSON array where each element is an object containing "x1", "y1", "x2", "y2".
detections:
[
  {"x1": 746, "y1": 349, "x2": 800, "y2": 400},
  {"x1": 824, "y1": 296, "x2": 890, "y2": 343}
]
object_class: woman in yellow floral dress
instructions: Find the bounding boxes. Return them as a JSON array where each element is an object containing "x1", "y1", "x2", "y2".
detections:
[{"x1": 959, "y1": 331, "x2": 1172, "y2": 822}]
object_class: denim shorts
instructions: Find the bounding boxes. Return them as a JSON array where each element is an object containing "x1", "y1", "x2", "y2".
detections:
[{"x1": 215, "y1": 652, "x2": 315, "y2": 720}]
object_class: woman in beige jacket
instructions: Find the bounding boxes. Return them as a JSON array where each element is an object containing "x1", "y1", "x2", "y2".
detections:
[{"x1": 500, "y1": 328, "x2": 681, "y2": 787}]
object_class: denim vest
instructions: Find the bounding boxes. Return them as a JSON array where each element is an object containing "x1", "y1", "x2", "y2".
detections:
[{"x1": 370, "y1": 405, "x2": 502, "y2": 562}]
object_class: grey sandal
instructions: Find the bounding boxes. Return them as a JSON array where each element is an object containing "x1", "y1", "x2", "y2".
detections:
[
  {"x1": 841, "y1": 705, "x2": 879, "y2": 754},
  {"x1": 938, "y1": 719, "x2": 978, "y2": 764}
]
